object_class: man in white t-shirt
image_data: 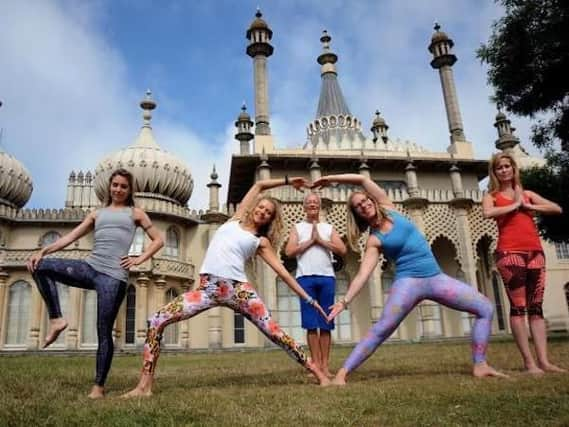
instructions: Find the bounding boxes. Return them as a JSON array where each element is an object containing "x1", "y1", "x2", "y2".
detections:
[{"x1": 285, "y1": 192, "x2": 347, "y2": 377}]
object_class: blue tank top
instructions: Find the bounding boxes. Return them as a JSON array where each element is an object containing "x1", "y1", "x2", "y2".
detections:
[{"x1": 371, "y1": 210, "x2": 440, "y2": 281}]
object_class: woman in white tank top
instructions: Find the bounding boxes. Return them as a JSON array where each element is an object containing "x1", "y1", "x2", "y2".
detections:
[{"x1": 123, "y1": 176, "x2": 331, "y2": 397}]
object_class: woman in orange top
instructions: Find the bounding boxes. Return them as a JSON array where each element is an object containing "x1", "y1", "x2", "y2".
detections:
[{"x1": 483, "y1": 153, "x2": 564, "y2": 374}]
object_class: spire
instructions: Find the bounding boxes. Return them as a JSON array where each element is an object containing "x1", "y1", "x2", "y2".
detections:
[
  {"x1": 134, "y1": 89, "x2": 159, "y2": 148},
  {"x1": 207, "y1": 164, "x2": 222, "y2": 213},
  {"x1": 316, "y1": 30, "x2": 350, "y2": 118}
]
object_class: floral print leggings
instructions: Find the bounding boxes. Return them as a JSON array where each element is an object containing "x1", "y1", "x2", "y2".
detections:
[
  {"x1": 142, "y1": 274, "x2": 309, "y2": 375},
  {"x1": 343, "y1": 273, "x2": 494, "y2": 373}
]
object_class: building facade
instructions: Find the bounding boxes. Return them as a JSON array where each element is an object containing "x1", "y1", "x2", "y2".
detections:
[{"x1": 1, "y1": 13, "x2": 568, "y2": 354}]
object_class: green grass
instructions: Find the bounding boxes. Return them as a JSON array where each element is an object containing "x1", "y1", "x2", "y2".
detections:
[{"x1": 1, "y1": 339, "x2": 569, "y2": 426}]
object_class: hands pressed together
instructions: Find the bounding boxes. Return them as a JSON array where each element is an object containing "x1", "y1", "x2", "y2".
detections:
[
  {"x1": 513, "y1": 185, "x2": 535, "y2": 212},
  {"x1": 287, "y1": 176, "x2": 333, "y2": 192}
]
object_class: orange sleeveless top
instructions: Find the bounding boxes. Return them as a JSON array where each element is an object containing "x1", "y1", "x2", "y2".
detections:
[{"x1": 493, "y1": 192, "x2": 542, "y2": 251}]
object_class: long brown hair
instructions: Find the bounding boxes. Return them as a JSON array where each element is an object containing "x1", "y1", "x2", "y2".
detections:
[
  {"x1": 488, "y1": 152, "x2": 522, "y2": 193},
  {"x1": 242, "y1": 195, "x2": 284, "y2": 251},
  {"x1": 105, "y1": 168, "x2": 135, "y2": 207},
  {"x1": 346, "y1": 191, "x2": 389, "y2": 252}
]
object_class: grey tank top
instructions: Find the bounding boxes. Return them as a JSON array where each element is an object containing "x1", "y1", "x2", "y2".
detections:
[{"x1": 85, "y1": 207, "x2": 137, "y2": 282}]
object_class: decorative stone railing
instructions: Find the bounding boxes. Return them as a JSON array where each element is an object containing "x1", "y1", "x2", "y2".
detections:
[{"x1": 151, "y1": 257, "x2": 195, "y2": 280}]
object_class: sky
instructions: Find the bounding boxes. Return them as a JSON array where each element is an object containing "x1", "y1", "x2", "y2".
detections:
[{"x1": 0, "y1": 0, "x2": 539, "y2": 210}]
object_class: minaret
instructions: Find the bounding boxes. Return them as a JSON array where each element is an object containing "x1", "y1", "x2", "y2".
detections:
[
  {"x1": 235, "y1": 104, "x2": 254, "y2": 155},
  {"x1": 370, "y1": 110, "x2": 389, "y2": 145},
  {"x1": 246, "y1": 9, "x2": 273, "y2": 137},
  {"x1": 429, "y1": 24, "x2": 472, "y2": 158},
  {"x1": 207, "y1": 165, "x2": 222, "y2": 213},
  {"x1": 494, "y1": 109, "x2": 520, "y2": 152}
]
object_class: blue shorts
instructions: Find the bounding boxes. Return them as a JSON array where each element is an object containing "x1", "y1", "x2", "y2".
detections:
[{"x1": 298, "y1": 275, "x2": 335, "y2": 331}]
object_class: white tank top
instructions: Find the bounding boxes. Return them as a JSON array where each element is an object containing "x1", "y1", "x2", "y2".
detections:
[
  {"x1": 295, "y1": 221, "x2": 335, "y2": 278},
  {"x1": 200, "y1": 220, "x2": 261, "y2": 282}
]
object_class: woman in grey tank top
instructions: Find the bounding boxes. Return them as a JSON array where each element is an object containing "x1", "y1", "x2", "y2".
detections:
[{"x1": 27, "y1": 169, "x2": 164, "y2": 399}]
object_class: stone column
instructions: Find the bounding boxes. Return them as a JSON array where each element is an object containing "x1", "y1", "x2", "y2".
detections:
[
  {"x1": 451, "y1": 199, "x2": 477, "y2": 288},
  {"x1": 28, "y1": 288, "x2": 43, "y2": 349},
  {"x1": 180, "y1": 280, "x2": 192, "y2": 349},
  {"x1": 66, "y1": 287, "x2": 81, "y2": 349},
  {"x1": 0, "y1": 270, "x2": 9, "y2": 346},
  {"x1": 135, "y1": 273, "x2": 150, "y2": 347}
]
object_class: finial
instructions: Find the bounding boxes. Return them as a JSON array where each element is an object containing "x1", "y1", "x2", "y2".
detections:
[
  {"x1": 140, "y1": 89, "x2": 157, "y2": 127},
  {"x1": 434, "y1": 22, "x2": 441, "y2": 32},
  {"x1": 241, "y1": 102, "x2": 247, "y2": 112},
  {"x1": 256, "y1": 7, "x2": 262, "y2": 18},
  {"x1": 320, "y1": 30, "x2": 331, "y2": 49},
  {"x1": 210, "y1": 164, "x2": 218, "y2": 180}
]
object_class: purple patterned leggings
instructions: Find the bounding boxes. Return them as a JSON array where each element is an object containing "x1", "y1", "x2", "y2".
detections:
[{"x1": 343, "y1": 273, "x2": 494, "y2": 373}]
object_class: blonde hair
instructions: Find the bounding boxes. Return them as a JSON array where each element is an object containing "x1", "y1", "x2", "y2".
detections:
[
  {"x1": 241, "y1": 195, "x2": 284, "y2": 251},
  {"x1": 346, "y1": 191, "x2": 389, "y2": 252},
  {"x1": 488, "y1": 152, "x2": 522, "y2": 193}
]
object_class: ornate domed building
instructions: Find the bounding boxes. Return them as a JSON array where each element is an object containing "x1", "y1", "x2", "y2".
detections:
[{"x1": 0, "y1": 14, "x2": 568, "y2": 354}]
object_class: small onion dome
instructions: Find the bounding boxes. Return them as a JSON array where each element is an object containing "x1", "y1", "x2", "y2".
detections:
[
  {"x1": 431, "y1": 23, "x2": 450, "y2": 43},
  {"x1": 372, "y1": 110, "x2": 386, "y2": 127},
  {"x1": 247, "y1": 9, "x2": 271, "y2": 35},
  {"x1": 495, "y1": 110, "x2": 507, "y2": 120},
  {"x1": 238, "y1": 104, "x2": 251, "y2": 121},
  {"x1": 0, "y1": 149, "x2": 33, "y2": 208},
  {"x1": 93, "y1": 91, "x2": 193, "y2": 206}
]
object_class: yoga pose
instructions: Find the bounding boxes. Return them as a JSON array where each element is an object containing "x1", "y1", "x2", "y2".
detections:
[
  {"x1": 123, "y1": 177, "x2": 330, "y2": 397},
  {"x1": 285, "y1": 192, "x2": 346, "y2": 377},
  {"x1": 313, "y1": 174, "x2": 506, "y2": 385},
  {"x1": 483, "y1": 152, "x2": 565, "y2": 374},
  {"x1": 27, "y1": 168, "x2": 164, "y2": 398}
]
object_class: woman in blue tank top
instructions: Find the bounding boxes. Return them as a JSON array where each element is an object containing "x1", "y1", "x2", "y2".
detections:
[
  {"x1": 312, "y1": 174, "x2": 506, "y2": 385},
  {"x1": 27, "y1": 168, "x2": 164, "y2": 399}
]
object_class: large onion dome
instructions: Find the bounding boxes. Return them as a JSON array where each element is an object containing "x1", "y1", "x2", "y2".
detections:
[
  {"x1": 0, "y1": 148, "x2": 33, "y2": 208},
  {"x1": 93, "y1": 90, "x2": 193, "y2": 205}
]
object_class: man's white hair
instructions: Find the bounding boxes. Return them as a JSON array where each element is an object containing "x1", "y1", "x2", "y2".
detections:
[{"x1": 303, "y1": 191, "x2": 321, "y2": 207}]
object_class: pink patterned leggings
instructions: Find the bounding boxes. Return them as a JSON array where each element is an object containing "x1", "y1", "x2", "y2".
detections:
[{"x1": 142, "y1": 274, "x2": 309, "y2": 375}]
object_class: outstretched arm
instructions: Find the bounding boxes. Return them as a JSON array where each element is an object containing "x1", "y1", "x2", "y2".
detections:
[
  {"x1": 523, "y1": 190, "x2": 563, "y2": 215},
  {"x1": 257, "y1": 237, "x2": 327, "y2": 320},
  {"x1": 121, "y1": 208, "x2": 165, "y2": 269},
  {"x1": 312, "y1": 174, "x2": 394, "y2": 209},
  {"x1": 328, "y1": 237, "x2": 381, "y2": 321},
  {"x1": 234, "y1": 177, "x2": 308, "y2": 220},
  {"x1": 27, "y1": 210, "x2": 97, "y2": 272}
]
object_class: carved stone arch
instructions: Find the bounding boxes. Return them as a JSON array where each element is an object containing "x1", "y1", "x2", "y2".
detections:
[
  {"x1": 474, "y1": 233, "x2": 496, "y2": 267},
  {"x1": 430, "y1": 234, "x2": 462, "y2": 268}
]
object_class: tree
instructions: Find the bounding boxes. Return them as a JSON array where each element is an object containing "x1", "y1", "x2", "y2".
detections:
[
  {"x1": 479, "y1": 0, "x2": 569, "y2": 241},
  {"x1": 521, "y1": 166, "x2": 568, "y2": 242}
]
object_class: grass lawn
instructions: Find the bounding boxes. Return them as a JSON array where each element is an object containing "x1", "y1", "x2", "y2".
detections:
[{"x1": 1, "y1": 339, "x2": 569, "y2": 426}]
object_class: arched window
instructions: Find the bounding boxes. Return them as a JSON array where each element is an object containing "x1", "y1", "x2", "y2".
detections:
[
  {"x1": 165, "y1": 227, "x2": 180, "y2": 258},
  {"x1": 381, "y1": 265, "x2": 401, "y2": 340},
  {"x1": 163, "y1": 288, "x2": 179, "y2": 346},
  {"x1": 331, "y1": 272, "x2": 352, "y2": 342},
  {"x1": 6, "y1": 281, "x2": 31, "y2": 345},
  {"x1": 125, "y1": 285, "x2": 136, "y2": 345},
  {"x1": 276, "y1": 278, "x2": 304, "y2": 344},
  {"x1": 129, "y1": 227, "x2": 145, "y2": 256},
  {"x1": 81, "y1": 290, "x2": 98, "y2": 346},
  {"x1": 40, "y1": 231, "x2": 61, "y2": 248}
]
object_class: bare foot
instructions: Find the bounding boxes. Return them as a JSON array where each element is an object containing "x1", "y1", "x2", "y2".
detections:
[
  {"x1": 88, "y1": 385, "x2": 105, "y2": 399},
  {"x1": 472, "y1": 362, "x2": 509, "y2": 378},
  {"x1": 306, "y1": 359, "x2": 330, "y2": 386},
  {"x1": 525, "y1": 365, "x2": 545, "y2": 375},
  {"x1": 120, "y1": 387, "x2": 153, "y2": 398},
  {"x1": 330, "y1": 368, "x2": 348, "y2": 386},
  {"x1": 538, "y1": 363, "x2": 566, "y2": 373},
  {"x1": 43, "y1": 318, "x2": 68, "y2": 348}
]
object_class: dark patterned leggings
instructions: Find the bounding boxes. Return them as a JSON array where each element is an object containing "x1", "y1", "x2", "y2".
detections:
[
  {"x1": 495, "y1": 250, "x2": 546, "y2": 317},
  {"x1": 33, "y1": 258, "x2": 126, "y2": 386},
  {"x1": 343, "y1": 273, "x2": 494, "y2": 373},
  {"x1": 142, "y1": 274, "x2": 309, "y2": 375}
]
